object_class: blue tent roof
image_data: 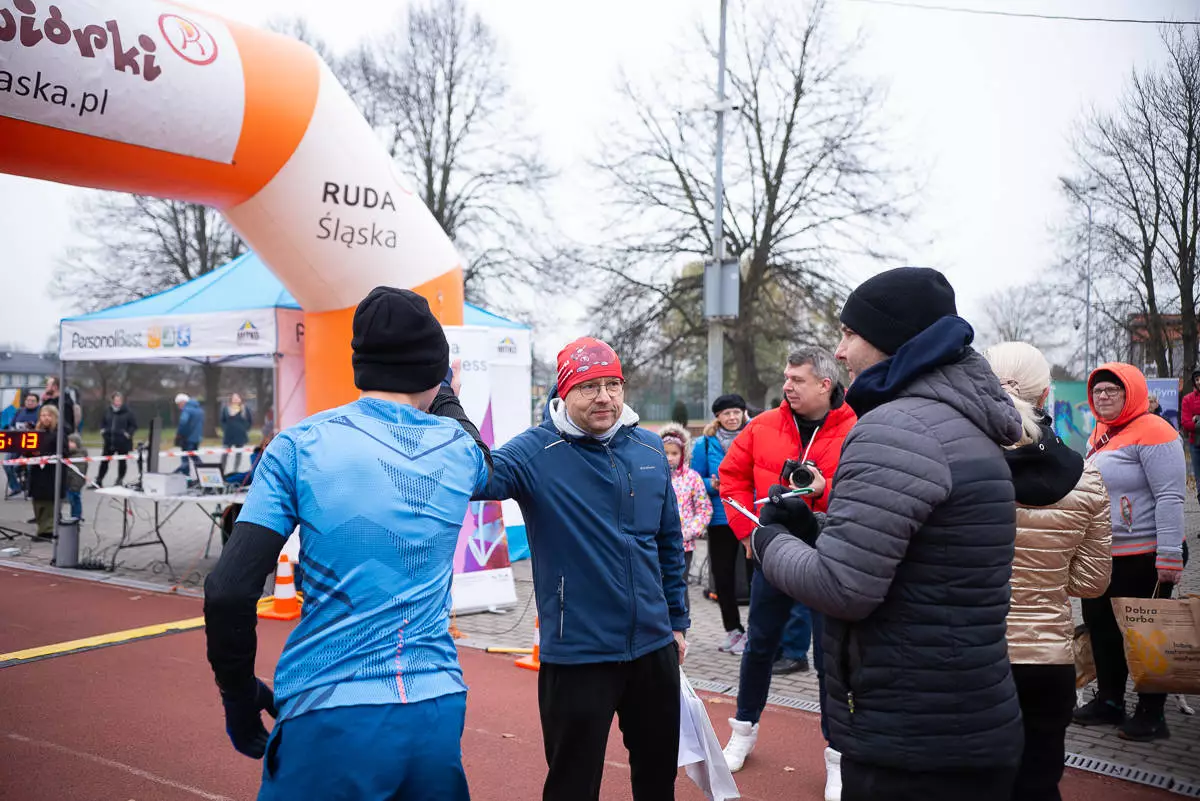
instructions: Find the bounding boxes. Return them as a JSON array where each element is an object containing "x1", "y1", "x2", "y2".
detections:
[{"x1": 65, "y1": 251, "x2": 528, "y2": 329}]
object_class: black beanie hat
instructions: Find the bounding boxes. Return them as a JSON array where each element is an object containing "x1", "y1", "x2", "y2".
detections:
[
  {"x1": 1089, "y1": 369, "x2": 1122, "y2": 391},
  {"x1": 839, "y1": 267, "x2": 957, "y2": 355},
  {"x1": 712, "y1": 393, "x2": 748, "y2": 416},
  {"x1": 351, "y1": 286, "x2": 450, "y2": 394}
]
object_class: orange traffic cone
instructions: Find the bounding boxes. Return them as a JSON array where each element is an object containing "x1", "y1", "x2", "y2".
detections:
[
  {"x1": 515, "y1": 616, "x2": 540, "y2": 672},
  {"x1": 258, "y1": 554, "x2": 301, "y2": 621}
]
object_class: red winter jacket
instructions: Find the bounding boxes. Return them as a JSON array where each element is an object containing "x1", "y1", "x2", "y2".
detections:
[
  {"x1": 719, "y1": 399, "x2": 858, "y2": 540},
  {"x1": 1182, "y1": 390, "x2": 1200, "y2": 444}
]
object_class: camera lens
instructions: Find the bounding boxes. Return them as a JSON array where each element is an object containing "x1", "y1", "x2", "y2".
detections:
[{"x1": 790, "y1": 465, "x2": 813, "y2": 487}]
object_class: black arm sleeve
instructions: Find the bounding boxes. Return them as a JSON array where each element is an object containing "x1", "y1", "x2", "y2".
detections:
[
  {"x1": 203, "y1": 521, "x2": 286, "y2": 697},
  {"x1": 428, "y1": 385, "x2": 493, "y2": 478}
]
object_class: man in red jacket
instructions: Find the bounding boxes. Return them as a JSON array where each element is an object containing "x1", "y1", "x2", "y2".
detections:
[
  {"x1": 1181, "y1": 369, "x2": 1200, "y2": 503},
  {"x1": 719, "y1": 348, "x2": 857, "y2": 794}
]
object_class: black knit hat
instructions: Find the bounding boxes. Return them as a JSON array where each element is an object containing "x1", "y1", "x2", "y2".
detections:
[
  {"x1": 351, "y1": 286, "x2": 449, "y2": 393},
  {"x1": 1089, "y1": 369, "x2": 1122, "y2": 391},
  {"x1": 839, "y1": 267, "x2": 957, "y2": 355},
  {"x1": 712, "y1": 393, "x2": 748, "y2": 416}
]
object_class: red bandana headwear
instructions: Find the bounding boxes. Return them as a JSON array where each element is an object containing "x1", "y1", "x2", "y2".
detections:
[{"x1": 556, "y1": 337, "x2": 624, "y2": 397}]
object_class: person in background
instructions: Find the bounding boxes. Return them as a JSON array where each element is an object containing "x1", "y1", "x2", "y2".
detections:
[
  {"x1": 41, "y1": 378, "x2": 74, "y2": 434},
  {"x1": 985, "y1": 342, "x2": 1112, "y2": 801},
  {"x1": 220, "y1": 432, "x2": 276, "y2": 547},
  {"x1": 1148, "y1": 393, "x2": 1163, "y2": 417},
  {"x1": 0, "y1": 399, "x2": 14, "y2": 496},
  {"x1": 8, "y1": 393, "x2": 40, "y2": 500},
  {"x1": 174, "y1": 393, "x2": 205, "y2": 476},
  {"x1": 692, "y1": 393, "x2": 753, "y2": 654},
  {"x1": 65, "y1": 433, "x2": 88, "y2": 521},
  {"x1": 659, "y1": 423, "x2": 713, "y2": 613},
  {"x1": 14, "y1": 392, "x2": 39, "y2": 430},
  {"x1": 221, "y1": 392, "x2": 253, "y2": 474},
  {"x1": 1074, "y1": 363, "x2": 1186, "y2": 742},
  {"x1": 719, "y1": 348, "x2": 857, "y2": 794},
  {"x1": 97, "y1": 392, "x2": 137, "y2": 488},
  {"x1": 27, "y1": 404, "x2": 62, "y2": 541},
  {"x1": 1181, "y1": 369, "x2": 1200, "y2": 498}
]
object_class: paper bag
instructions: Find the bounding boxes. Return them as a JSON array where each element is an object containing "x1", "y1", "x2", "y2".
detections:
[
  {"x1": 1112, "y1": 595, "x2": 1200, "y2": 694},
  {"x1": 1073, "y1": 625, "x2": 1096, "y2": 690},
  {"x1": 678, "y1": 669, "x2": 740, "y2": 801}
]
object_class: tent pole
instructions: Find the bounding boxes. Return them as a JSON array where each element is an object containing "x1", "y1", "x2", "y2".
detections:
[{"x1": 51, "y1": 360, "x2": 71, "y2": 564}]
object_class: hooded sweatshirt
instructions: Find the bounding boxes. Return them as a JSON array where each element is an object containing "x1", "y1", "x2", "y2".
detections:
[{"x1": 1086, "y1": 363, "x2": 1186, "y2": 571}]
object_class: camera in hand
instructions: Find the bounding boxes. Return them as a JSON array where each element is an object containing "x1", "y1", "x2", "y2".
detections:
[{"x1": 780, "y1": 458, "x2": 817, "y2": 488}]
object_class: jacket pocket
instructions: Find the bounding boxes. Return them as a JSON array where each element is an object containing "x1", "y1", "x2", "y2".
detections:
[
  {"x1": 839, "y1": 624, "x2": 863, "y2": 716},
  {"x1": 557, "y1": 576, "x2": 565, "y2": 639}
]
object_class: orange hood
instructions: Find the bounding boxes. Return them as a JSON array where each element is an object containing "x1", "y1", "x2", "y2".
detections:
[{"x1": 1088, "y1": 361, "x2": 1149, "y2": 432}]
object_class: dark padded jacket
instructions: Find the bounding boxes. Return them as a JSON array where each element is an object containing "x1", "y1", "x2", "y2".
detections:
[{"x1": 758, "y1": 317, "x2": 1025, "y2": 772}]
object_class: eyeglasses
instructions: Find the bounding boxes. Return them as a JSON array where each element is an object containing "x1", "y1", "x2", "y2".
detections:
[
  {"x1": 575, "y1": 380, "x2": 625, "y2": 400},
  {"x1": 1091, "y1": 387, "x2": 1125, "y2": 399}
]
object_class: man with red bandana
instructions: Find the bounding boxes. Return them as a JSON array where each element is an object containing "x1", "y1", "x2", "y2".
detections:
[{"x1": 474, "y1": 336, "x2": 689, "y2": 801}]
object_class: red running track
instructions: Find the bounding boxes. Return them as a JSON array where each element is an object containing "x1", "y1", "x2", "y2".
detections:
[{"x1": 0, "y1": 567, "x2": 1176, "y2": 800}]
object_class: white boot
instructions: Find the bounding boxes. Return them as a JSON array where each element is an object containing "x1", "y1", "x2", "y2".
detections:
[
  {"x1": 824, "y1": 747, "x2": 842, "y2": 801},
  {"x1": 722, "y1": 718, "x2": 759, "y2": 772}
]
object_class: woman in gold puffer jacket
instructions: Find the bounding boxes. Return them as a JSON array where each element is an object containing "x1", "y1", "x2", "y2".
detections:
[{"x1": 985, "y1": 342, "x2": 1112, "y2": 801}]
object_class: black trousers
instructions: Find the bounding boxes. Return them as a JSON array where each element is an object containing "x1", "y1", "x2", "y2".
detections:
[
  {"x1": 96, "y1": 442, "x2": 130, "y2": 485},
  {"x1": 1080, "y1": 552, "x2": 1174, "y2": 716},
  {"x1": 707, "y1": 524, "x2": 751, "y2": 632},
  {"x1": 1011, "y1": 663, "x2": 1075, "y2": 801},
  {"x1": 539, "y1": 642, "x2": 680, "y2": 801},
  {"x1": 843, "y1": 757, "x2": 1016, "y2": 801}
]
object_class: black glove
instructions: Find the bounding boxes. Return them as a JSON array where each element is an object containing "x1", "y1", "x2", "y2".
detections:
[
  {"x1": 221, "y1": 678, "x2": 277, "y2": 758},
  {"x1": 758, "y1": 484, "x2": 819, "y2": 545},
  {"x1": 750, "y1": 523, "x2": 793, "y2": 564}
]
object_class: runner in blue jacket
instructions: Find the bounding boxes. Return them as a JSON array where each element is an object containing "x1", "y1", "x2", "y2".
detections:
[
  {"x1": 474, "y1": 336, "x2": 688, "y2": 801},
  {"x1": 203, "y1": 287, "x2": 490, "y2": 801}
]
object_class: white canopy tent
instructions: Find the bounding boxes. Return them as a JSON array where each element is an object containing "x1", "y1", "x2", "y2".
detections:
[{"x1": 51, "y1": 253, "x2": 535, "y2": 579}]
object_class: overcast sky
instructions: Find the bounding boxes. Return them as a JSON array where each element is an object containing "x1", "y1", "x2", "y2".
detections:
[{"x1": 1, "y1": 0, "x2": 1197, "y2": 354}]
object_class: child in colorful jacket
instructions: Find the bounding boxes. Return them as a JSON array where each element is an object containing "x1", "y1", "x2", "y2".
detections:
[{"x1": 659, "y1": 423, "x2": 713, "y2": 601}]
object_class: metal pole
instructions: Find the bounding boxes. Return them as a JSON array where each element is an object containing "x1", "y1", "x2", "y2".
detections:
[
  {"x1": 707, "y1": 0, "x2": 729, "y2": 413},
  {"x1": 51, "y1": 361, "x2": 68, "y2": 563},
  {"x1": 1085, "y1": 200, "x2": 1093, "y2": 375}
]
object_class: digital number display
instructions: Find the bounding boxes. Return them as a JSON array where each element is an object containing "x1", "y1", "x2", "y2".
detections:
[{"x1": 0, "y1": 430, "x2": 44, "y2": 453}]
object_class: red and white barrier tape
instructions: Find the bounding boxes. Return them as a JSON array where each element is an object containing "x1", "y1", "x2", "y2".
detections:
[{"x1": 0, "y1": 446, "x2": 255, "y2": 468}]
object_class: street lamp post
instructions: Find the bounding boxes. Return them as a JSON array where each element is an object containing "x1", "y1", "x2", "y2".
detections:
[
  {"x1": 1085, "y1": 199, "x2": 1093, "y2": 374},
  {"x1": 1061, "y1": 178, "x2": 1097, "y2": 375},
  {"x1": 706, "y1": 0, "x2": 730, "y2": 413}
]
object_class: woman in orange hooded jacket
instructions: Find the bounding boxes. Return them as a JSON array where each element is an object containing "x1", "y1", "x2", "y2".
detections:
[{"x1": 1074, "y1": 363, "x2": 1186, "y2": 742}]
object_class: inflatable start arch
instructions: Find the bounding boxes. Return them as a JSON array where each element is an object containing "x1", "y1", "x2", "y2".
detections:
[{"x1": 0, "y1": 0, "x2": 464, "y2": 413}]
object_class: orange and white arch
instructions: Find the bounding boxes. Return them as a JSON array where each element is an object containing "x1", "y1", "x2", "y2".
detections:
[{"x1": 0, "y1": 0, "x2": 464, "y2": 414}]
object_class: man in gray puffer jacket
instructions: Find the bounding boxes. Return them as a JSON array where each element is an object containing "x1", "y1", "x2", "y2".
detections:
[{"x1": 751, "y1": 267, "x2": 1025, "y2": 801}]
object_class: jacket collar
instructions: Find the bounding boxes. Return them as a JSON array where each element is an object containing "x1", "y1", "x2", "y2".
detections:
[
  {"x1": 846, "y1": 316, "x2": 974, "y2": 417},
  {"x1": 547, "y1": 397, "x2": 640, "y2": 442}
]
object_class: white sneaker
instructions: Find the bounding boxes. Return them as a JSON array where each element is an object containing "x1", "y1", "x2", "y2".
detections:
[
  {"x1": 723, "y1": 718, "x2": 759, "y2": 772},
  {"x1": 717, "y1": 630, "x2": 742, "y2": 652},
  {"x1": 824, "y1": 747, "x2": 842, "y2": 801},
  {"x1": 730, "y1": 630, "x2": 748, "y2": 655}
]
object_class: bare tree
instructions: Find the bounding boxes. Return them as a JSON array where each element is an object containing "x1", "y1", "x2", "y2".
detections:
[
  {"x1": 1061, "y1": 27, "x2": 1200, "y2": 379},
  {"x1": 335, "y1": 0, "x2": 555, "y2": 310},
  {"x1": 589, "y1": 0, "x2": 910, "y2": 405},
  {"x1": 978, "y1": 284, "x2": 1070, "y2": 352},
  {"x1": 52, "y1": 195, "x2": 244, "y2": 437}
]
